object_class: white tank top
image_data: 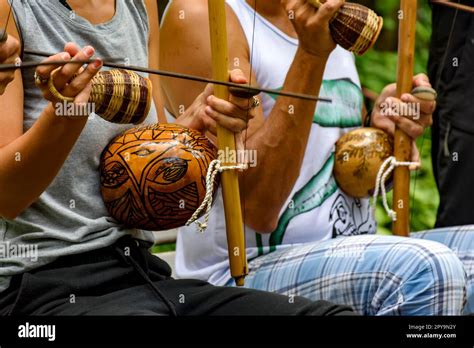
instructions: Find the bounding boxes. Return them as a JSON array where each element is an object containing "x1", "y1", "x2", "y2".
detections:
[{"x1": 171, "y1": 0, "x2": 376, "y2": 285}]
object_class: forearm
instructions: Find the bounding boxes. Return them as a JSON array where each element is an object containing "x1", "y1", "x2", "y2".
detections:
[
  {"x1": 242, "y1": 48, "x2": 328, "y2": 232},
  {"x1": 151, "y1": 75, "x2": 168, "y2": 124},
  {"x1": 0, "y1": 104, "x2": 87, "y2": 218}
]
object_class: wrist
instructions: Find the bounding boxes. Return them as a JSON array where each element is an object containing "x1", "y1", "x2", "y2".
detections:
[
  {"x1": 175, "y1": 116, "x2": 190, "y2": 128},
  {"x1": 296, "y1": 45, "x2": 332, "y2": 61},
  {"x1": 46, "y1": 102, "x2": 89, "y2": 124},
  {"x1": 296, "y1": 46, "x2": 331, "y2": 65}
]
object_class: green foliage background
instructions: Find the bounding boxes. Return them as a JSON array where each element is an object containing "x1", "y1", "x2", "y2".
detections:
[{"x1": 356, "y1": 1, "x2": 438, "y2": 235}]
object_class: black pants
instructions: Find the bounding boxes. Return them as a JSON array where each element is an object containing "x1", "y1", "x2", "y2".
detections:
[
  {"x1": 434, "y1": 119, "x2": 474, "y2": 228},
  {"x1": 0, "y1": 236, "x2": 355, "y2": 316}
]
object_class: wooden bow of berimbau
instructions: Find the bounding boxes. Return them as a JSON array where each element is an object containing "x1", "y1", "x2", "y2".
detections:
[
  {"x1": 207, "y1": 0, "x2": 248, "y2": 286},
  {"x1": 392, "y1": 0, "x2": 418, "y2": 236}
]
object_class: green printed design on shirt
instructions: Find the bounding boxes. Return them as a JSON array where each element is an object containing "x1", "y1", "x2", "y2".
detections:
[
  {"x1": 268, "y1": 79, "x2": 363, "y2": 128},
  {"x1": 268, "y1": 154, "x2": 338, "y2": 252}
]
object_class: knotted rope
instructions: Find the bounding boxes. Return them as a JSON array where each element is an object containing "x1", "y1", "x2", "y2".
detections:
[
  {"x1": 186, "y1": 160, "x2": 248, "y2": 233},
  {"x1": 372, "y1": 156, "x2": 420, "y2": 222}
]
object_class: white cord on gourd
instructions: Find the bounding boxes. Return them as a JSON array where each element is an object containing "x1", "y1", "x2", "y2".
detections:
[
  {"x1": 372, "y1": 156, "x2": 420, "y2": 222},
  {"x1": 186, "y1": 159, "x2": 248, "y2": 233}
]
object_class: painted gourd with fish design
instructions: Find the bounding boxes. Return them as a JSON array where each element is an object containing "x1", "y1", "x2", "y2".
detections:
[{"x1": 100, "y1": 123, "x2": 219, "y2": 230}]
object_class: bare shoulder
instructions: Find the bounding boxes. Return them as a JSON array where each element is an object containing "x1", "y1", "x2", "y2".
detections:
[
  {"x1": 161, "y1": 0, "x2": 248, "y2": 56},
  {"x1": 0, "y1": 0, "x2": 12, "y2": 19},
  {"x1": 0, "y1": 0, "x2": 21, "y2": 41},
  {"x1": 162, "y1": 0, "x2": 209, "y2": 27},
  {"x1": 162, "y1": 0, "x2": 244, "y2": 36},
  {"x1": 160, "y1": 0, "x2": 211, "y2": 70}
]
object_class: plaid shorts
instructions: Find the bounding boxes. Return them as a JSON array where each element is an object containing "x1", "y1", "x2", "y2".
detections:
[{"x1": 232, "y1": 227, "x2": 473, "y2": 316}]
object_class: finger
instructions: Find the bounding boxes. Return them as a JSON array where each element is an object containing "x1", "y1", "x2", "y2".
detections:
[
  {"x1": 283, "y1": 0, "x2": 302, "y2": 11},
  {"x1": 400, "y1": 93, "x2": 435, "y2": 126},
  {"x1": 0, "y1": 70, "x2": 14, "y2": 84},
  {"x1": 412, "y1": 73, "x2": 431, "y2": 88},
  {"x1": 229, "y1": 94, "x2": 260, "y2": 112},
  {"x1": 207, "y1": 95, "x2": 250, "y2": 120},
  {"x1": 380, "y1": 82, "x2": 396, "y2": 96},
  {"x1": 380, "y1": 97, "x2": 402, "y2": 117},
  {"x1": 64, "y1": 42, "x2": 81, "y2": 57},
  {"x1": 74, "y1": 82, "x2": 93, "y2": 106},
  {"x1": 62, "y1": 59, "x2": 103, "y2": 98},
  {"x1": 419, "y1": 110, "x2": 434, "y2": 128},
  {"x1": 235, "y1": 133, "x2": 245, "y2": 154},
  {"x1": 314, "y1": 0, "x2": 345, "y2": 23},
  {"x1": 54, "y1": 46, "x2": 95, "y2": 89},
  {"x1": 201, "y1": 83, "x2": 214, "y2": 101},
  {"x1": 295, "y1": 2, "x2": 315, "y2": 22},
  {"x1": 391, "y1": 114, "x2": 425, "y2": 139},
  {"x1": 200, "y1": 114, "x2": 217, "y2": 136},
  {"x1": 229, "y1": 69, "x2": 248, "y2": 85},
  {"x1": 0, "y1": 36, "x2": 20, "y2": 62},
  {"x1": 371, "y1": 115, "x2": 395, "y2": 137},
  {"x1": 2, "y1": 53, "x2": 19, "y2": 65},
  {"x1": 205, "y1": 106, "x2": 248, "y2": 132},
  {"x1": 0, "y1": 72, "x2": 14, "y2": 94},
  {"x1": 41, "y1": 89, "x2": 55, "y2": 102},
  {"x1": 247, "y1": 108, "x2": 257, "y2": 121},
  {"x1": 385, "y1": 96, "x2": 425, "y2": 122},
  {"x1": 35, "y1": 52, "x2": 71, "y2": 80}
]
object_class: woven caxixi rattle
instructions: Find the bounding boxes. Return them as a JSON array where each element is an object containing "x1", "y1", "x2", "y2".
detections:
[
  {"x1": 307, "y1": 0, "x2": 384, "y2": 55},
  {"x1": 48, "y1": 68, "x2": 152, "y2": 124}
]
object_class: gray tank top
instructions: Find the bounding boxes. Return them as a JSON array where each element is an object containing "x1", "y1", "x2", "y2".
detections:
[{"x1": 0, "y1": 0, "x2": 158, "y2": 293}]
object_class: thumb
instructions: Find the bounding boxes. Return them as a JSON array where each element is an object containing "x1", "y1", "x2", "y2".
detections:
[
  {"x1": 74, "y1": 82, "x2": 93, "y2": 109},
  {"x1": 64, "y1": 42, "x2": 81, "y2": 58},
  {"x1": 412, "y1": 73, "x2": 431, "y2": 88},
  {"x1": 202, "y1": 83, "x2": 214, "y2": 101},
  {"x1": 229, "y1": 69, "x2": 248, "y2": 84}
]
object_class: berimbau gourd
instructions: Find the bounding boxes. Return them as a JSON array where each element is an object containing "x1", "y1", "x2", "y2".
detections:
[
  {"x1": 100, "y1": 123, "x2": 218, "y2": 231},
  {"x1": 334, "y1": 128, "x2": 394, "y2": 198}
]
